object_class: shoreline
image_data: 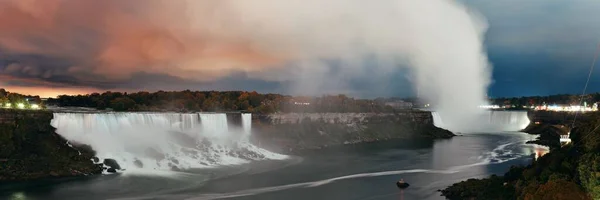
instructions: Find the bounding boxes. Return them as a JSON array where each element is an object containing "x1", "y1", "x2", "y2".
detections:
[
  {"x1": 0, "y1": 109, "x2": 453, "y2": 182},
  {"x1": 441, "y1": 112, "x2": 598, "y2": 200}
]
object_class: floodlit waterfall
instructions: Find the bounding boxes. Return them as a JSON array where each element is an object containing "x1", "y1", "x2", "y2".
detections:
[
  {"x1": 50, "y1": 113, "x2": 286, "y2": 173},
  {"x1": 242, "y1": 113, "x2": 252, "y2": 140},
  {"x1": 432, "y1": 111, "x2": 531, "y2": 133}
]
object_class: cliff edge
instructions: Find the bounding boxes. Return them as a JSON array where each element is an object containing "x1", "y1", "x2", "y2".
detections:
[
  {"x1": 251, "y1": 111, "x2": 454, "y2": 153},
  {"x1": 0, "y1": 110, "x2": 102, "y2": 182}
]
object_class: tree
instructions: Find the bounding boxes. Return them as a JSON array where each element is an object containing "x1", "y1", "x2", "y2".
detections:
[
  {"x1": 523, "y1": 180, "x2": 590, "y2": 200},
  {"x1": 0, "y1": 89, "x2": 7, "y2": 98},
  {"x1": 110, "y1": 97, "x2": 136, "y2": 111},
  {"x1": 0, "y1": 96, "x2": 8, "y2": 106},
  {"x1": 578, "y1": 153, "x2": 600, "y2": 198}
]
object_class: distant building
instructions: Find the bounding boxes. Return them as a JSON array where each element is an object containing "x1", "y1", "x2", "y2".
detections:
[
  {"x1": 558, "y1": 125, "x2": 572, "y2": 144},
  {"x1": 560, "y1": 131, "x2": 571, "y2": 144},
  {"x1": 384, "y1": 100, "x2": 413, "y2": 109},
  {"x1": 289, "y1": 97, "x2": 312, "y2": 106}
]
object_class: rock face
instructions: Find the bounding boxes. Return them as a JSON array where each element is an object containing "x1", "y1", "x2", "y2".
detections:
[
  {"x1": 251, "y1": 111, "x2": 454, "y2": 153},
  {"x1": 524, "y1": 111, "x2": 587, "y2": 149},
  {"x1": 103, "y1": 159, "x2": 121, "y2": 170},
  {"x1": 528, "y1": 111, "x2": 581, "y2": 125},
  {"x1": 0, "y1": 110, "x2": 103, "y2": 182},
  {"x1": 0, "y1": 109, "x2": 452, "y2": 181}
]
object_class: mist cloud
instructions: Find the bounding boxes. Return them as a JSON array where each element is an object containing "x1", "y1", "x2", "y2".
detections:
[{"x1": 0, "y1": 0, "x2": 492, "y2": 130}]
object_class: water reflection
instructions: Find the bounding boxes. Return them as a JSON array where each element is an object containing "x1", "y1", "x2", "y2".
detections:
[
  {"x1": 534, "y1": 145, "x2": 550, "y2": 160},
  {"x1": 9, "y1": 192, "x2": 26, "y2": 200}
]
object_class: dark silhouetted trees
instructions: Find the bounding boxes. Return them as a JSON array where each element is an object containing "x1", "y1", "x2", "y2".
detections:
[
  {"x1": 45, "y1": 90, "x2": 405, "y2": 113},
  {"x1": 0, "y1": 89, "x2": 44, "y2": 109}
]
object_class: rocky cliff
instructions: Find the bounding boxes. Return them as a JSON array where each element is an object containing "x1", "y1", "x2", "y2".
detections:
[
  {"x1": 250, "y1": 111, "x2": 454, "y2": 153},
  {"x1": 0, "y1": 109, "x2": 102, "y2": 182},
  {"x1": 0, "y1": 109, "x2": 451, "y2": 181},
  {"x1": 523, "y1": 111, "x2": 589, "y2": 149}
]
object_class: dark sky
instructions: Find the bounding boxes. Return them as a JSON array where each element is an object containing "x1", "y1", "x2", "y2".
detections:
[
  {"x1": 473, "y1": 0, "x2": 600, "y2": 98},
  {"x1": 1, "y1": 0, "x2": 599, "y2": 98}
]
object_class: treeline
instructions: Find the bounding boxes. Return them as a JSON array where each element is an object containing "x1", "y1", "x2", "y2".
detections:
[
  {"x1": 441, "y1": 113, "x2": 600, "y2": 200},
  {"x1": 46, "y1": 90, "x2": 399, "y2": 113},
  {"x1": 0, "y1": 89, "x2": 44, "y2": 109},
  {"x1": 490, "y1": 93, "x2": 600, "y2": 106}
]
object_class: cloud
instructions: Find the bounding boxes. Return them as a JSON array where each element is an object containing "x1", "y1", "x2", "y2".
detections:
[
  {"x1": 0, "y1": 0, "x2": 286, "y2": 83},
  {"x1": 0, "y1": 0, "x2": 492, "y2": 117},
  {"x1": 470, "y1": 0, "x2": 600, "y2": 51}
]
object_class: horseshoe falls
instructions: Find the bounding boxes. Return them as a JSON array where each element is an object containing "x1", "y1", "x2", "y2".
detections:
[{"x1": 432, "y1": 111, "x2": 531, "y2": 133}]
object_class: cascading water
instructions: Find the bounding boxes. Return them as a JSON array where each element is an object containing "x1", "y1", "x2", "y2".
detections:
[
  {"x1": 431, "y1": 112, "x2": 445, "y2": 129},
  {"x1": 50, "y1": 112, "x2": 286, "y2": 173},
  {"x1": 199, "y1": 113, "x2": 229, "y2": 140},
  {"x1": 431, "y1": 111, "x2": 531, "y2": 133},
  {"x1": 241, "y1": 113, "x2": 252, "y2": 140}
]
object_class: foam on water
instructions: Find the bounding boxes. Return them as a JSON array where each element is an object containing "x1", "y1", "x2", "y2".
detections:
[{"x1": 51, "y1": 112, "x2": 287, "y2": 173}]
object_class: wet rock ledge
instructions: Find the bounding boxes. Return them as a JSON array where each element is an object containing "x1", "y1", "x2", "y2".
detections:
[{"x1": 0, "y1": 109, "x2": 102, "y2": 182}]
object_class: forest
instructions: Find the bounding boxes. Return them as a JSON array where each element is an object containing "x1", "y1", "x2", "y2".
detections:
[
  {"x1": 5, "y1": 88, "x2": 600, "y2": 113},
  {"x1": 44, "y1": 90, "x2": 400, "y2": 113},
  {"x1": 0, "y1": 89, "x2": 44, "y2": 109}
]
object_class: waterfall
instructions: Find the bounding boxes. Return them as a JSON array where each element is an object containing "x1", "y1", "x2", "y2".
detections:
[
  {"x1": 431, "y1": 111, "x2": 530, "y2": 133},
  {"x1": 199, "y1": 113, "x2": 229, "y2": 139},
  {"x1": 51, "y1": 112, "x2": 286, "y2": 173},
  {"x1": 242, "y1": 113, "x2": 252, "y2": 139},
  {"x1": 431, "y1": 112, "x2": 445, "y2": 128}
]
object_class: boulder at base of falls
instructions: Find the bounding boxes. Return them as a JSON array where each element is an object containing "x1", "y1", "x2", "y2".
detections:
[
  {"x1": 106, "y1": 168, "x2": 118, "y2": 173},
  {"x1": 133, "y1": 160, "x2": 144, "y2": 168},
  {"x1": 103, "y1": 159, "x2": 121, "y2": 170}
]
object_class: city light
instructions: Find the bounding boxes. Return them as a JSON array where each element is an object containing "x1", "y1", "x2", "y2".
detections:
[
  {"x1": 535, "y1": 104, "x2": 596, "y2": 112},
  {"x1": 1, "y1": 102, "x2": 45, "y2": 110},
  {"x1": 479, "y1": 105, "x2": 501, "y2": 109}
]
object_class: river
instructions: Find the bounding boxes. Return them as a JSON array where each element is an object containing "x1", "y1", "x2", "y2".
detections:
[{"x1": 0, "y1": 132, "x2": 544, "y2": 200}]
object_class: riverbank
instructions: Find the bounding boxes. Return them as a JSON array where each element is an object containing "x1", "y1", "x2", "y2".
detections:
[
  {"x1": 251, "y1": 112, "x2": 454, "y2": 154},
  {"x1": 441, "y1": 112, "x2": 600, "y2": 200},
  {"x1": 521, "y1": 111, "x2": 578, "y2": 150},
  {"x1": 0, "y1": 129, "x2": 535, "y2": 200},
  {"x1": 0, "y1": 109, "x2": 103, "y2": 182},
  {"x1": 0, "y1": 109, "x2": 452, "y2": 181}
]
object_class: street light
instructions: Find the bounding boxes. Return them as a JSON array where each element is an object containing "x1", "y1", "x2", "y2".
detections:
[
  {"x1": 17, "y1": 103, "x2": 25, "y2": 109},
  {"x1": 31, "y1": 104, "x2": 40, "y2": 109}
]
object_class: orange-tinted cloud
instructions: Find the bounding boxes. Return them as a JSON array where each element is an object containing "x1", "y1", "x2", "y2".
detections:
[
  {"x1": 1, "y1": 86, "x2": 105, "y2": 98},
  {"x1": 0, "y1": 0, "x2": 287, "y2": 83},
  {"x1": 2, "y1": 0, "x2": 486, "y2": 100}
]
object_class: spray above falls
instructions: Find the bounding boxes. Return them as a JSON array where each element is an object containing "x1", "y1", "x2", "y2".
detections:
[
  {"x1": 3, "y1": 0, "x2": 493, "y2": 131},
  {"x1": 50, "y1": 113, "x2": 286, "y2": 173}
]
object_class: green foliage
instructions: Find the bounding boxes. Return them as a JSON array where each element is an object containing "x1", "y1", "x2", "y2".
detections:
[
  {"x1": 110, "y1": 97, "x2": 136, "y2": 111},
  {"x1": 521, "y1": 180, "x2": 590, "y2": 200},
  {"x1": 440, "y1": 175, "x2": 515, "y2": 200},
  {"x1": 578, "y1": 153, "x2": 600, "y2": 198},
  {"x1": 0, "y1": 89, "x2": 43, "y2": 109}
]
